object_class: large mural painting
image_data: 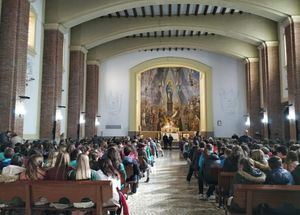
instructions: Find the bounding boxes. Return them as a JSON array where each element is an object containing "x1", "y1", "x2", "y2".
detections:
[{"x1": 140, "y1": 67, "x2": 201, "y2": 131}]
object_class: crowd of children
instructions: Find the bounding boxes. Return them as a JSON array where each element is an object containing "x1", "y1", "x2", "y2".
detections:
[
  {"x1": 180, "y1": 130, "x2": 300, "y2": 204},
  {"x1": 0, "y1": 131, "x2": 163, "y2": 215}
]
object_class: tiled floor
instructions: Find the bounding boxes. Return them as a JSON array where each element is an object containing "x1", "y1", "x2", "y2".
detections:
[{"x1": 127, "y1": 150, "x2": 224, "y2": 215}]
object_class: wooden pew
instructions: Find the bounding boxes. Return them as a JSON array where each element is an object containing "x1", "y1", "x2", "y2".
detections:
[
  {"x1": 227, "y1": 184, "x2": 300, "y2": 215},
  {"x1": 0, "y1": 181, "x2": 30, "y2": 214},
  {"x1": 30, "y1": 180, "x2": 114, "y2": 215},
  {"x1": 0, "y1": 180, "x2": 116, "y2": 215},
  {"x1": 216, "y1": 171, "x2": 235, "y2": 207}
]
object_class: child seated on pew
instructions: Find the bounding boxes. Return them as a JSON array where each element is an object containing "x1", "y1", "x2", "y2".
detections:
[
  {"x1": 227, "y1": 157, "x2": 266, "y2": 212},
  {"x1": 265, "y1": 156, "x2": 294, "y2": 185}
]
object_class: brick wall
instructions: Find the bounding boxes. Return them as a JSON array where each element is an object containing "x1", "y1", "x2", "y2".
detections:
[
  {"x1": 245, "y1": 59, "x2": 261, "y2": 136},
  {"x1": 260, "y1": 43, "x2": 283, "y2": 139},
  {"x1": 85, "y1": 64, "x2": 99, "y2": 137},
  {"x1": 285, "y1": 21, "x2": 300, "y2": 140},
  {"x1": 0, "y1": 0, "x2": 29, "y2": 136},
  {"x1": 40, "y1": 29, "x2": 64, "y2": 139},
  {"x1": 67, "y1": 50, "x2": 85, "y2": 139}
]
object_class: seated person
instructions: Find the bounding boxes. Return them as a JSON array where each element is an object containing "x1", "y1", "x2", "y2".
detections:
[
  {"x1": 19, "y1": 154, "x2": 46, "y2": 180},
  {"x1": 284, "y1": 151, "x2": 299, "y2": 172},
  {"x1": 46, "y1": 152, "x2": 71, "y2": 180},
  {"x1": 228, "y1": 158, "x2": 266, "y2": 213},
  {"x1": 68, "y1": 154, "x2": 96, "y2": 180},
  {"x1": 0, "y1": 154, "x2": 25, "y2": 182},
  {"x1": 233, "y1": 157, "x2": 266, "y2": 185},
  {"x1": 265, "y1": 156, "x2": 294, "y2": 185},
  {"x1": 223, "y1": 145, "x2": 245, "y2": 172},
  {"x1": 250, "y1": 149, "x2": 270, "y2": 173},
  {"x1": 0, "y1": 147, "x2": 14, "y2": 170},
  {"x1": 95, "y1": 158, "x2": 121, "y2": 207}
]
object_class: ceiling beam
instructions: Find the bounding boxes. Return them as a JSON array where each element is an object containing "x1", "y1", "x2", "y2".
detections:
[
  {"x1": 186, "y1": 4, "x2": 190, "y2": 16},
  {"x1": 203, "y1": 5, "x2": 209, "y2": 15},
  {"x1": 141, "y1": 7, "x2": 146, "y2": 17},
  {"x1": 133, "y1": 8, "x2": 138, "y2": 17},
  {"x1": 177, "y1": 4, "x2": 181, "y2": 16},
  {"x1": 150, "y1": 5, "x2": 154, "y2": 17},
  {"x1": 212, "y1": 6, "x2": 218, "y2": 15},
  {"x1": 124, "y1": 9, "x2": 129, "y2": 17},
  {"x1": 194, "y1": 4, "x2": 200, "y2": 16},
  {"x1": 160, "y1": 5, "x2": 163, "y2": 17}
]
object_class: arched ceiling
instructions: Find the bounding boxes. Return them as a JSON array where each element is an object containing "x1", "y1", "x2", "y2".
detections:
[
  {"x1": 71, "y1": 14, "x2": 277, "y2": 49},
  {"x1": 45, "y1": 0, "x2": 300, "y2": 27},
  {"x1": 44, "y1": 0, "x2": 299, "y2": 61},
  {"x1": 87, "y1": 36, "x2": 258, "y2": 61}
]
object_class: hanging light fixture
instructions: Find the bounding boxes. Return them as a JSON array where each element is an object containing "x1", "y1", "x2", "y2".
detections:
[
  {"x1": 15, "y1": 96, "x2": 30, "y2": 116},
  {"x1": 287, "y1": 105, "x2": 296, "y2": 121},
  {"x1": 55, "y1": 109, "x2": 63, "y2": 121},
  {"x1": 261, "y1": 112, "x2": 268, "y2": 124},
  {"x1": 245, "y1": 115, "x2": 250, "y2": 126},
  {"x1": 79, "y1": 112, "x2": 86, "y2": 124}
]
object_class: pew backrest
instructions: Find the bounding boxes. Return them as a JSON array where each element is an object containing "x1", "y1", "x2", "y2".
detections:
[
  {"x1": 0, "y1": 180, "x2": 114, "y2": 215},
  {"x1": 218, "y1": 171, "x2": 235, "y2": 195},
  {"x1": 233, "y1": 184, "x2": 300, "y2": 215}
]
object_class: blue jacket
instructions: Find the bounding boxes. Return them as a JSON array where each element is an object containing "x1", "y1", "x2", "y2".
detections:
[{"x1": 266, "y1": 167, "x2": 294, "y2": 185}]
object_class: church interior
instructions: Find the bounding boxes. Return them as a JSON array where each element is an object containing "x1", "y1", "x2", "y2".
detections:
[{"x1": 0, "y1": 0, "x2": 300, "y2": 214}]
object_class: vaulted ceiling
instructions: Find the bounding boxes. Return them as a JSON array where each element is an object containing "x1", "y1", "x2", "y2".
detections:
[{"x1": 45, "y1": 0, "x2": 300, "y2": 60}]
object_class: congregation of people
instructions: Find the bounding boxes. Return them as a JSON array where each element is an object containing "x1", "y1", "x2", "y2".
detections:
[
  {"x1": 180, "y1": 130, "x2": 300, "y2": 212},
  {"x1": 0, "y1": 131, "x2": 163, "y2": 214}
]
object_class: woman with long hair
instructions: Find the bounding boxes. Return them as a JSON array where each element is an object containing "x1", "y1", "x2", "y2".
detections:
[
  {"x1": 106, "y1": 147, "x2": 126, "y2": 181},
  {"x1": 95, "y1": 158, "x2": 122, "y2": 212},
  {"x1": 68, "y1": 153, "x2": 96, "y2": 180},
  {"x1": 46, "y1": 152, "x2": 71, "y2": 180},
  {"x1": 223, "y1": 145, "x2": 245, "y2": 172},
  {"x1": 19, "y1": 154, "x2": 46, "y2": 180}
]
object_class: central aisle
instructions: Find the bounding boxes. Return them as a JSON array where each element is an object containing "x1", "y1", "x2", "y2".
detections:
[{"x1": 127, "y1": 150, "x2": 224, "y2": 215}]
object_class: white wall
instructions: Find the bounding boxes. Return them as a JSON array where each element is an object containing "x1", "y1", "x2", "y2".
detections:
[
  {"x1": 98, "y1": 50, "x2": 247, "y2": 137},
  {"x1": 23, "y1": 0, "x2": 45, "y2": 139}
]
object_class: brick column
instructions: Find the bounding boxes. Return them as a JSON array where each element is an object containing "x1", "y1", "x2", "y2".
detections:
[
  {"x1": 245, "y1": 58, "x2": 261, "y2": 136},
  {"x1": 259, "y1": 42, "x2": 283, "y2": 140},
  {"x1": 67, "y1": 47, "x2": 87, "y2": 139},
  {"x1": 40, "y1": 25, "x2": 64, "y2": 139},
  {"x1": 284, "y1": 17, "x2": 300, "y2": 141},
  {"x1": 85, "y1": 61, "x2": 99, "y2": 137},
  {"x1": 0, "y1": 0, "x2": 30, "y2": 136}
]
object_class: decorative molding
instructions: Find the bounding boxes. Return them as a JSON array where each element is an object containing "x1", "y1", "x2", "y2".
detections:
[
  {"x1": 244, "y1": 57, "x2": 259, "y2": 64},
  {"x1": 281, "y1": 16, "x2": 293, "y2": 28},
  {"x1": 87, "y1": 60, "x2": 100, "y2": 66},
  {"x1": 44, "y1": 23, "x2": 69, "y2": 34},
  {"x1": 70, "y1": 45, "x2": 88, "y2": 54},
  {"x1": 258, "y1": 41, "x2": 278, "y2": 50},
  {"x1": 257, "y1": 42, "x2": 266, "y2": 50},
  {"x1": 265, "y1": 41, "x2": 279, "y2": 47},
  {"x1": 292, "y1": 16, "x2": 300, "y2": 23}
]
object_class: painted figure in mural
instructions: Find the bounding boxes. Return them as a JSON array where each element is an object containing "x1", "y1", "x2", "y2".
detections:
[{"x1": 166, "y1": 80, "x2": 173, "y2": 103}]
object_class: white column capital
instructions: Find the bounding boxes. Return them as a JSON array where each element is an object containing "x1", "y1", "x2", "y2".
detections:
[
  {"x1": 87, "y1": 60, "x2": 100, "y2": 67},
  {"x1": 44, "y1": 23, "x2": 69, "y2": 34},
  {"x1": 70, "y1": 46, "x2": 88, "y2": 54}
]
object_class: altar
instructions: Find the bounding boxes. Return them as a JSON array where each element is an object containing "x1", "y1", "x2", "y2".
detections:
[
  {"x1": 161, "y1": 132, "x2": 180, "y2": 141},
  {"x1": 160, "y1": 123, "x2": 180, "y2": 141}
]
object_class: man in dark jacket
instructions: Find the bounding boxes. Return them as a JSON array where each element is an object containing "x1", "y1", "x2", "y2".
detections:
[
  {"x1": 168, "y1": 134, "x2": 173, "y2": 150},
  {"x1": 163, "y1": 133, "x2": 168, "y2": 149}
]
